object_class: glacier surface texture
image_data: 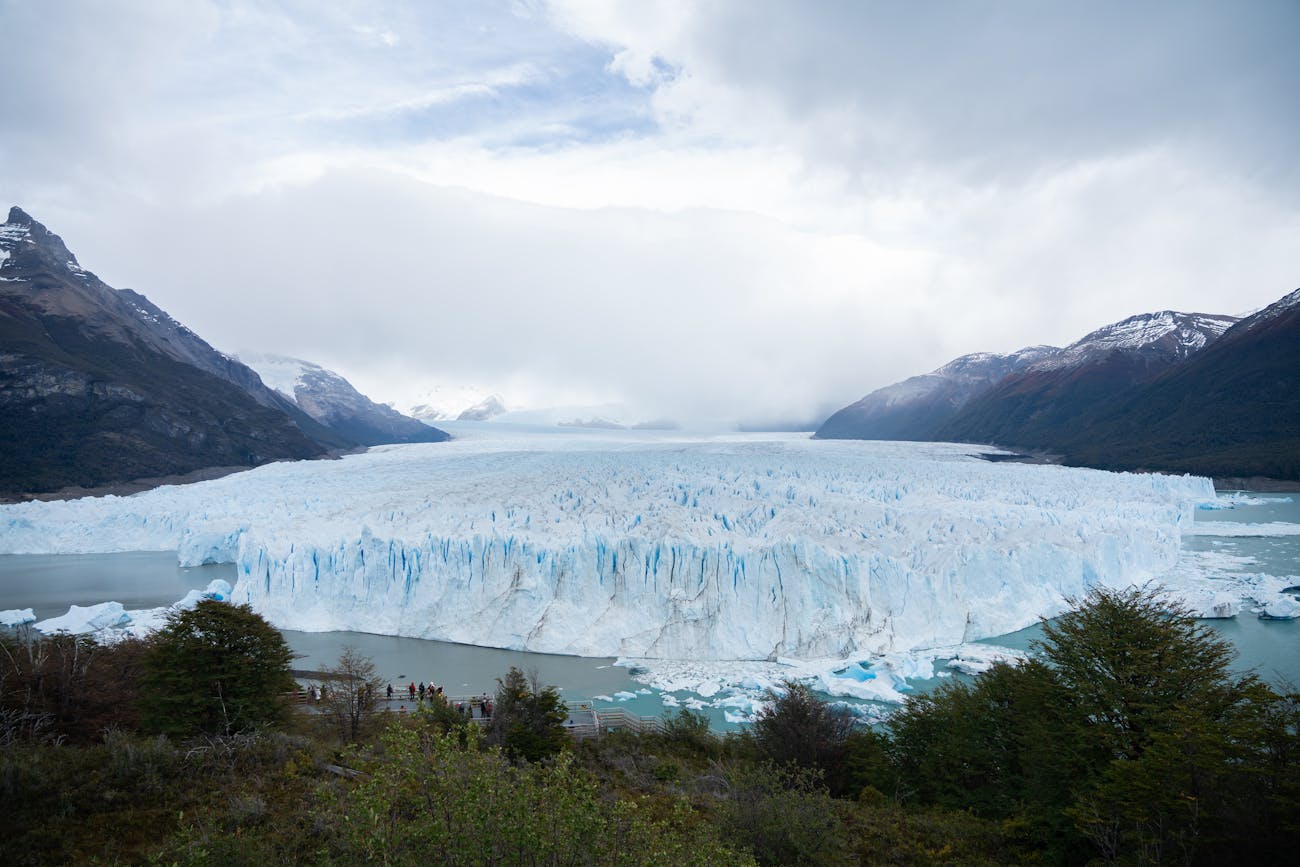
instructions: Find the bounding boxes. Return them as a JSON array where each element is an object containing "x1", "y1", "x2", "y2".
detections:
[{"x1": 0, "y1": 430, "x2": 1212, "y2": 660}]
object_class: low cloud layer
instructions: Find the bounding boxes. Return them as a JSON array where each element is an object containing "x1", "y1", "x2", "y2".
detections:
[{"x1": 3, "y1": 1, "x2": 1297, "y2": 425}]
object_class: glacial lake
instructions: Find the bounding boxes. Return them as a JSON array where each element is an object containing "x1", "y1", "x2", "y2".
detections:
[{"x1": 1, "y1": 491, "x2": 1296, "y2": 729}]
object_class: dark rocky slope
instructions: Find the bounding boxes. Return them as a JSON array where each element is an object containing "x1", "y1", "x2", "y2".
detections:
[
  {"x1": 1060, "y1": 290, "x2": 1300, "y2": 480},
  {"x1": 0, "y1": 207, "x2": 350, "y2": 497},
  {"x1": 935, "y1": 311, "x2": 1237, "y2": 448},
  {"x1": 815, "y1": 346, "x2": 1057, "y2": 440}
]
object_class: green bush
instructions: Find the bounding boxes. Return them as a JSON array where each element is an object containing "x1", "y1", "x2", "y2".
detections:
[
  {"x1": 887, "y1": 586, "x2": 1300, "y2": 863},
  {"x1": 487, "y1": 665, "x2": 569, "y2": 764},
  {"x1": 138, "y1": 599, "x2": 295, "y2": 736}
]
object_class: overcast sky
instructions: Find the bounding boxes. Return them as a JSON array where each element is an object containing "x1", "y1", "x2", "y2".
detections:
[{"x1": 2, "y1": 0, "x2": 1297, "y2": 425}]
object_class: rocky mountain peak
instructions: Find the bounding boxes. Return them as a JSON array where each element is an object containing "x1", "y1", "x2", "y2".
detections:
[{"x1": 2, "y1": 205, "x2": 82, "y2": 271}]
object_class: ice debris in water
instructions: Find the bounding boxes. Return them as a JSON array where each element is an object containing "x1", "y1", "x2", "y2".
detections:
[{"x1": 27, "y1": 579, "x2": 233, "y2": 641}]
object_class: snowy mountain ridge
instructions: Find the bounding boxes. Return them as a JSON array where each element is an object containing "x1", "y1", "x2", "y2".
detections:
[
  {"x1": 0, "y1": 206, "x2": 349, "y2": 495},
  {"x1": 398, "y1": 384, "x2": 508, "y2": 421},
  {"x1": 1028, "y1": 310, "x2": 1238, "y2": 372},
  {"x1": 238, "y1": 352, "x2": 449, "y2": 447},
  {"x1": 814, "y1": 345, "x2": 1057, "y2": 440}
]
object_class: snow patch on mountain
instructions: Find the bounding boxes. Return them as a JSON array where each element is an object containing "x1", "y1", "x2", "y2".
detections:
[
  {"x1": 1029, "y1": 311, "x2": 1237, "y2": 371},
  {"x1": 398, "y1": 384, "x2": 505, "y2": 421},
  {"x1": 238, "y1": 352, "x2": 314, "y2": 399}
]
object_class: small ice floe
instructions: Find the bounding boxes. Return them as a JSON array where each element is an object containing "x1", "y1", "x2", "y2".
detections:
[
  {"x1": 1160, "y1": 588, "x2": 1241, "y2": 619},
  {"x1": 35, "y1": 601, "x2": 130, "y2": 634},
  {"x1": 613, "y1": 691, "x2": 638, "y2": 702},
  {"x1": 27, "y1": 578, "x2": 238, "y2": 640},
  {"x1": 1259, "y1": 596, "x2": 1300, "y2": 620},
  {"x1": 1, "y1": 608, "x2": 36, "y2": 627}
]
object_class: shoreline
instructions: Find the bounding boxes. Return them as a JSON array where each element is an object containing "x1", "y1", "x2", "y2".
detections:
[
  {"x1": 972, "y1": 449, "x2": 1300, "y2": 493},
  {"x1": 0, "y1": 448, "x2": 366, "y2": 505}
]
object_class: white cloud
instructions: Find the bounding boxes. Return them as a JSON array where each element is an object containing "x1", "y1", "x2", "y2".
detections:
[{"x1": 2, "y1": 1, "x2": 1297, "y2": 426}]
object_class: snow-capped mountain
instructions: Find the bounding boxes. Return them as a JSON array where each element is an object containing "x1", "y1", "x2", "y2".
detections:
[
  {"x1": 238, "y1": 353, "x2": 448, "y2": 446},
  {"x1": 936, "y1": 310, "x2": 1239, "y2": 447},
  {"x1": 1023, "y1": 311, "x2": 1236, "y2": 372},
  {"x1": 817, "y1": 292, "x2": 1300, "y2": 480},
  {"x1": 0, "y1": 206, "x2": 349, "y2": 497},
  {"x1": 1065, "y1": 288, "x2": 1300, "y2": 480},
  {"x1": 456, "y1": 393, "x2": 507, "y2": 421},
  {"x1": 816, "y1": 345, "x2": 1058, "y2": 441},
  {"x1": 398, "y1": 385, "x2": 507, "y2": 422}
]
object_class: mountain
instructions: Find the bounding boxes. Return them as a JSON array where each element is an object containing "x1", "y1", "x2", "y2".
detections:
[
  {"x1": 456, "y1": 394, "x2": 507, "y2": 421},
  {"x1": 935, "y1": 311, "x2": 1238, "y2": 448},
  {"x1": 816, "y1": 295, "x2": 1300, "y2": 481},
  {"x1": 815, "y1": 345, "x2": 1058, "y2": 440},
  {"x1": 0, "y1": 207, "x2": 349, "y2": 497},
  {"x1": 1061, "y1": 290, "x2": 1300, "y2": 480},
  {"x1": 399, "y1": 384, "x2": 507, "y2": 421},
  {"x1": 238, "y1": 353, "x2": 448, "y2": 446}
]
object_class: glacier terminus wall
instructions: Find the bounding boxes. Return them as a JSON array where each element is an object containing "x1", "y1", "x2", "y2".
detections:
[{"x1": 0, "y1": 429, "x2": 1212, "y2": 660}]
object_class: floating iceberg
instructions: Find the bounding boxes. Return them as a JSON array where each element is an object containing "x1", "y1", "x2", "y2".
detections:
[
  {"x1": 26, "y1": 579, "x2": 234, "y2": 640},
  {"x1": 1260, "y1": 596, "x2": 1300, "y2": 620},
  {"x1": 0, "y1": 433, "x2": 1211, "y2": 661},
  {"x1": 1162, "y1": 589, "x2": 1241, "y2": 619},
  {"x1": 34, "y1": 602, "x2": 131, "y2": 634},
  {"x1": 1, "y1": 608, "x2": 36, "y2": 627}
]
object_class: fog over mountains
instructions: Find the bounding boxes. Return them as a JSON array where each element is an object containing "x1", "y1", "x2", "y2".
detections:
[{"x1": 3, "y1": 204, "x2": 1297, "y2": 495}]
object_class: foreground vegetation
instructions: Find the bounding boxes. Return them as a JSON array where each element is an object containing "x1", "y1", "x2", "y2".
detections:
[{"x1": 2, "y1": 590, "x2": 1297, "y2": 864}]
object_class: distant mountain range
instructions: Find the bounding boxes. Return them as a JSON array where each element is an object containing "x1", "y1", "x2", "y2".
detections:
[
  {"x1": 817, "y1": 293, "x2": 1300, "y2": 481},
  {"x1": 0, "y1": 207, "x2": 445, "y2": 498},
  {"x1": 238, "y1": 353, "x2": 448, "y2": 447},
  {"x1": 397, "y1": 385, "x2": 509, "y2": 422}
]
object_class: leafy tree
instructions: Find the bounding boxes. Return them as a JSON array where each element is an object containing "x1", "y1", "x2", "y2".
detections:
[
  {"x1": 886, "y1": 586, "x2": 1299, "y2": 863},
  {"x1": 889, "y1": 658, "x2": 1065, "y2": 818},
  {"x1": 487, "y1": 666, "x2": 568, "y2": 763},
  {"x1": 139, "y1": 599, "x2": 295, "y2": 736},
  {"x1": 317, "y1": 645, "x2": 384, "y2": 744},
  {"x1": 751, "y1": 679, "x2": 858, "y2": 794},
  {"x1": 660, "y1": 707, "x2": 717, "y2": 754}
]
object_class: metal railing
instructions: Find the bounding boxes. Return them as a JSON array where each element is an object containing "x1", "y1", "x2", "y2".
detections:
[{"x1": 292, "y1": 687, "x2": 715, "y2": 741}]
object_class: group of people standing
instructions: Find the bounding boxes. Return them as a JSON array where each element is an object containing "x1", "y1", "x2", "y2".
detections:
[{"x1": 383, "y1": 680, "x2": 494, "y2": 719}]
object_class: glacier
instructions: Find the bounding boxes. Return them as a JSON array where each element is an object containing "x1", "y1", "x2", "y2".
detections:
[{"x1": 0, "y1": 428, "x2": 1214, "y2": 661}]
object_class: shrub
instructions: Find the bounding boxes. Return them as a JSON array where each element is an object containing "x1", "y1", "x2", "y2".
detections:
[
  {"x1": 139, "y1": 599, "x2": 295, "y2": 736},
  {"x1": 487, "y1": 666, "x2": 568, "y2": 764}
]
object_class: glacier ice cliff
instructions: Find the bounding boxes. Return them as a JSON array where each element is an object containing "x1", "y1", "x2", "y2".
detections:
[{"x1": 0, "y1": 431, "x2": 1212, "y2": 660}]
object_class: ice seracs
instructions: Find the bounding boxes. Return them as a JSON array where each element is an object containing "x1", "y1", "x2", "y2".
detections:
[{"x1": 0, "y1": 432, "x2": 1213, "y2": 662}]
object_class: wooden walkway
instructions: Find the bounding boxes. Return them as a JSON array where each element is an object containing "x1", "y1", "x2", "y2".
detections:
[{"x1": 290, "y1": 687, "x2": 679, "y2": 741}]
